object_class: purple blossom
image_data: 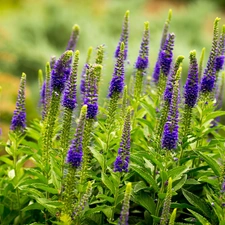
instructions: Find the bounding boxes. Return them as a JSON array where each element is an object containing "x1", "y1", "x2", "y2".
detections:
[
  {"x1": 200, "y1": 18, "x2": 220, "y2": 93},
  {"x1": 83, "y1": 64, "x2": 99, "y2": 119},
  {"x1": 135, "y1": 22, "x2": 149, "y2": 70},
  {"x1": 215, "y1": 55, "x2": 225, "y2": 71},
  {"x1": 115, "y1": 11, "x2": 129, "y2": 60},
  {"x1": 67, "y1": 105, "x2": 87, "y2": 168},
  {"x1": 152, "y1": 60, "x2": 161, "y2": 82},
  {"x1": 10, "y1": 73, "x2": 26, "y2": 132},
  {"x1": 62, "y1": 51, "x2": 79, "y2": 110},
  {"x1": 184, "y1": 51, "x2": 199, "y2": 107},
  {"x1": 109, "y1": 43, "x2": 125, "y2": 98},
  {"x1": 114, "y1": 110, "x2": 131, "y2": 172},
  {"x1": 160, "y1": 33, "x2": 175, "y2": 77},
  {"x1": 162, "y1": 77, "x2": 179, "y2": 150},
  {"x1": 200, "y1": 73, "x2": 216, "y2": 93},
  {"x1": 51, "y1": 50, "x2": 73, "y2": 93}
]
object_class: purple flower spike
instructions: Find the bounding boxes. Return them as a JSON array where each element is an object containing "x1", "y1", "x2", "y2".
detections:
[
  {"x1": 67, "y1": 105, "x2": 87, "y2": 168},
  {"x1": 184, "y1": 50, "x2": 199, "y2": 107},
  {"x1": 215, "y1": 55, "x2": 225, "y2": 71},
  {"x1": 135, "y1": 21, "x2": 149, "y2": 70},
  {"x1": 162, "y1": 122, "x2": 178, "y2": 150},
  {"x1": 114, "y1": 109, "x2": 131, "y2": 172},
  {"x1": 10, "y1": 73, "x2": 26, "y2": 132},
  {"x1": 66, "y1": 25, "x2": 80, "y2": 51},
  {"x1": 152, "y1": 60, "x2": 161, "y2": 82},
  {"x1": 109, "y1": 42, "x2": 125, "y2": 98},
  {"x1": 160, "y1": 33, "x2": 175, "y2": 77},
  {"x1": 200, "y1": 18, "x2": 220, "y2": 93},
  {"x1": 51, "y1": 50, "x2": 73, "y2": 93},
  {"x1": 162, "y1": 68, "x2": 181, "y2": 150},
  {"x1": 83, "y1": 64, "x2": 100, "y2": 119},
  {"x1": 62, "y1": 50, "x2": 80, "y2": 110},
  {"x1": 115, "y1": 11, "x2": 129, "y2": 60},
  {"x1": 200, "y1": 74, "x2": 216, "y2": 93}
]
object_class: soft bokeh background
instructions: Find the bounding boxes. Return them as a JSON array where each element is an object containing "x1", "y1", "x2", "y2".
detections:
[{"x1": 1, "y1": 0, "x2": 225, "y2": 139}]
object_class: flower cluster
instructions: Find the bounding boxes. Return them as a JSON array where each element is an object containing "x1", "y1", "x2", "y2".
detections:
[
  {"x1": 67, "y1": 105, "x2": 87, "y2": 168},
  {"x1": 115, "y1": 10, "x2": 129, "y2": 60},
  {"x1": 83, "y1": 64, "x2": 100, "y2": 119},
  {"x1": 114, "y1": 109, "x2": 131, "y2": 172},
  {"x1": 109, "y1": 42, "x2": 125, "y2": 98},
  {"x1": 10, "y1": 73, "x2": 26, "y2": 132},
  {"x1": 62, "y1": 50, "x2": 79, "y2": 110},
  {"x1": 51, "y1": 50, "x2": 73, "y2": 93},
  {"x1": 184, "y1": 50, "x2": 199, "y2": 108},
  {"x1": 135, "y1": 21, "x2": 149, "y2": 70}
]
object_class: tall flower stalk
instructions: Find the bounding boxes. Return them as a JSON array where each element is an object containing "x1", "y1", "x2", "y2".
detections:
[
  {"x1": 182, "y1": 50, "x2": 199, "y2": 137},
  {"x1": 42, "y1": 50, "x2": 73, "y2": 169},
  {"x1": 80, "y1": 64, "x2": 100, "y2": 185},
  {"x1": 115, "y1": 10, "x2": 129, "y2": 60},
  {"x1": 118, "y1": 182, "x2": 132, "y2": 225},
  {"x1": 152, "y1": 9, "x2": 172, "y2": 83},
  {"x1": 10, "y1": 73, "x2": 26, "y2": 133},
  {"x1": 155, "y1": 56, "x2": 183, "y2": 149},
  {"x1": 134, "y1": 21, "x2": 150, "y2": 100},
  {"x1": 61, "y1": 50, "x2": 80, "y2": 171},
  {"x1": 157, "y1": 33, "x2": 175, "y2": 101},
  {"x1": 161, "y1": 67, "x2": 181, "y2": 150},
  {"x1": 61, "y1": 105, "x2": 87, "y2": 222},
  {"x1": 200, "y1": 17, "x2": 220, "y2": 97},
  {"x1": 114, "y1": 108, "x2": 131, "y2": 173},
  {"x1": 107, "y1": 42, "x2": 125, "y2": 128}
]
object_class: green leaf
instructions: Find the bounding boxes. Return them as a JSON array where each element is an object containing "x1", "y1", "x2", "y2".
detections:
[
  {"x1": 91, "y1": 147, "x2": 104, "y2": 169},
  {"x1": 22, "y1": 202, "x2": 44, "y2": 212},
  {"x1": 132, "y1": 190, "x2": 156, "y2": 214},
  {"x1": 101, "y1": 173, "x2": 115, "y2": 194},
  {"x1": 131, "y1": 164, "x2": 158, "y2": 191},
  {"x1": 194, "y1": 151, "x2": 220, "y2": 177},
  {"x1": 168, "y1": 166, "x2": 189, "y2": 182},
  {"x1": 0, "y1": 155, "x2": 13, "y2": 166},
  {"x1": 134, "y1": 181, "x2": 148, "y2": 193},
  {"x1": 36, "y1": 198, "x2": 62, "y2": 215},
  {"x1": 173, "y1": 175, "x2": 187, "y2": 192},
  {"x1": 187, "y1": 209, "x2": 212, "y2": 225},
  {"x1": 205, "y1": 111, "x2": 225, "y2": 121},
  {"x1": 96, "y1": 194, "x2": 115, "y2": 203},
  {"x1": 182, "y1": 189, "x2": 211, "y2": 218}
]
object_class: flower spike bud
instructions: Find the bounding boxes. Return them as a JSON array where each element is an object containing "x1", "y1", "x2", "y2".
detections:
[
  {"x1": 38, "y1": 69, "x2": 44, "y2": 93},
  {"x1": 160, "y1": 177, "x2": 173, "y2": 225},
  {"x1": 10, "y1": 73, "x2": 26, "y2": 132},
  {"x1": 95, "y1": 44, "x2": 105, "y2": 65},
  {"x1": 114, "y1": 108, "x2": 131, "y2": 172},
  {"x1": 80, "y1": 46, "x2": 93, "y2": 99},
  {"x1": 134, "y1": 21, "x2": 150, "y2": 99},
  {"x1": 215, "y1": 24, "x2": 225, "y2": 72},
  {"x1": 198, "y1": 47, "x2": 205, "y2": 80},
  {"x1": 161, "y1": 9, "x2": 172, "y2": 49},
  {"x1": 152, "y1": 9, "x2": 172, "y2": 83},
  {"x1": 115, "y1": 10, "x2": 129, "y2": 60},
  {"x1": 118, "y1": 182, "x2": 132, "y2": 225},
  {"x1": 66, "y1": 24, "x2": 80, "y2": 51},
  {"x1": 51, "y1": 50, "x2": 73, "y2": 93},
  {"x1": 67, "y1": 105, "x2": 87, "y2": 168},
  {"x1": 50, "y1": 55, "x2": 56, "y2": 70},
  {"x1": 200, "y1": 17, "x2": 220, "y2": 93},
  {"x1": 62, "y1": 50, "x2": 79, "y2": 110}
]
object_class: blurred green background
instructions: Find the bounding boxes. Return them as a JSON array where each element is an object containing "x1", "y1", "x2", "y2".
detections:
[{"x1": 0, "y1": 0, "x2": 225, "y2": 139}]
